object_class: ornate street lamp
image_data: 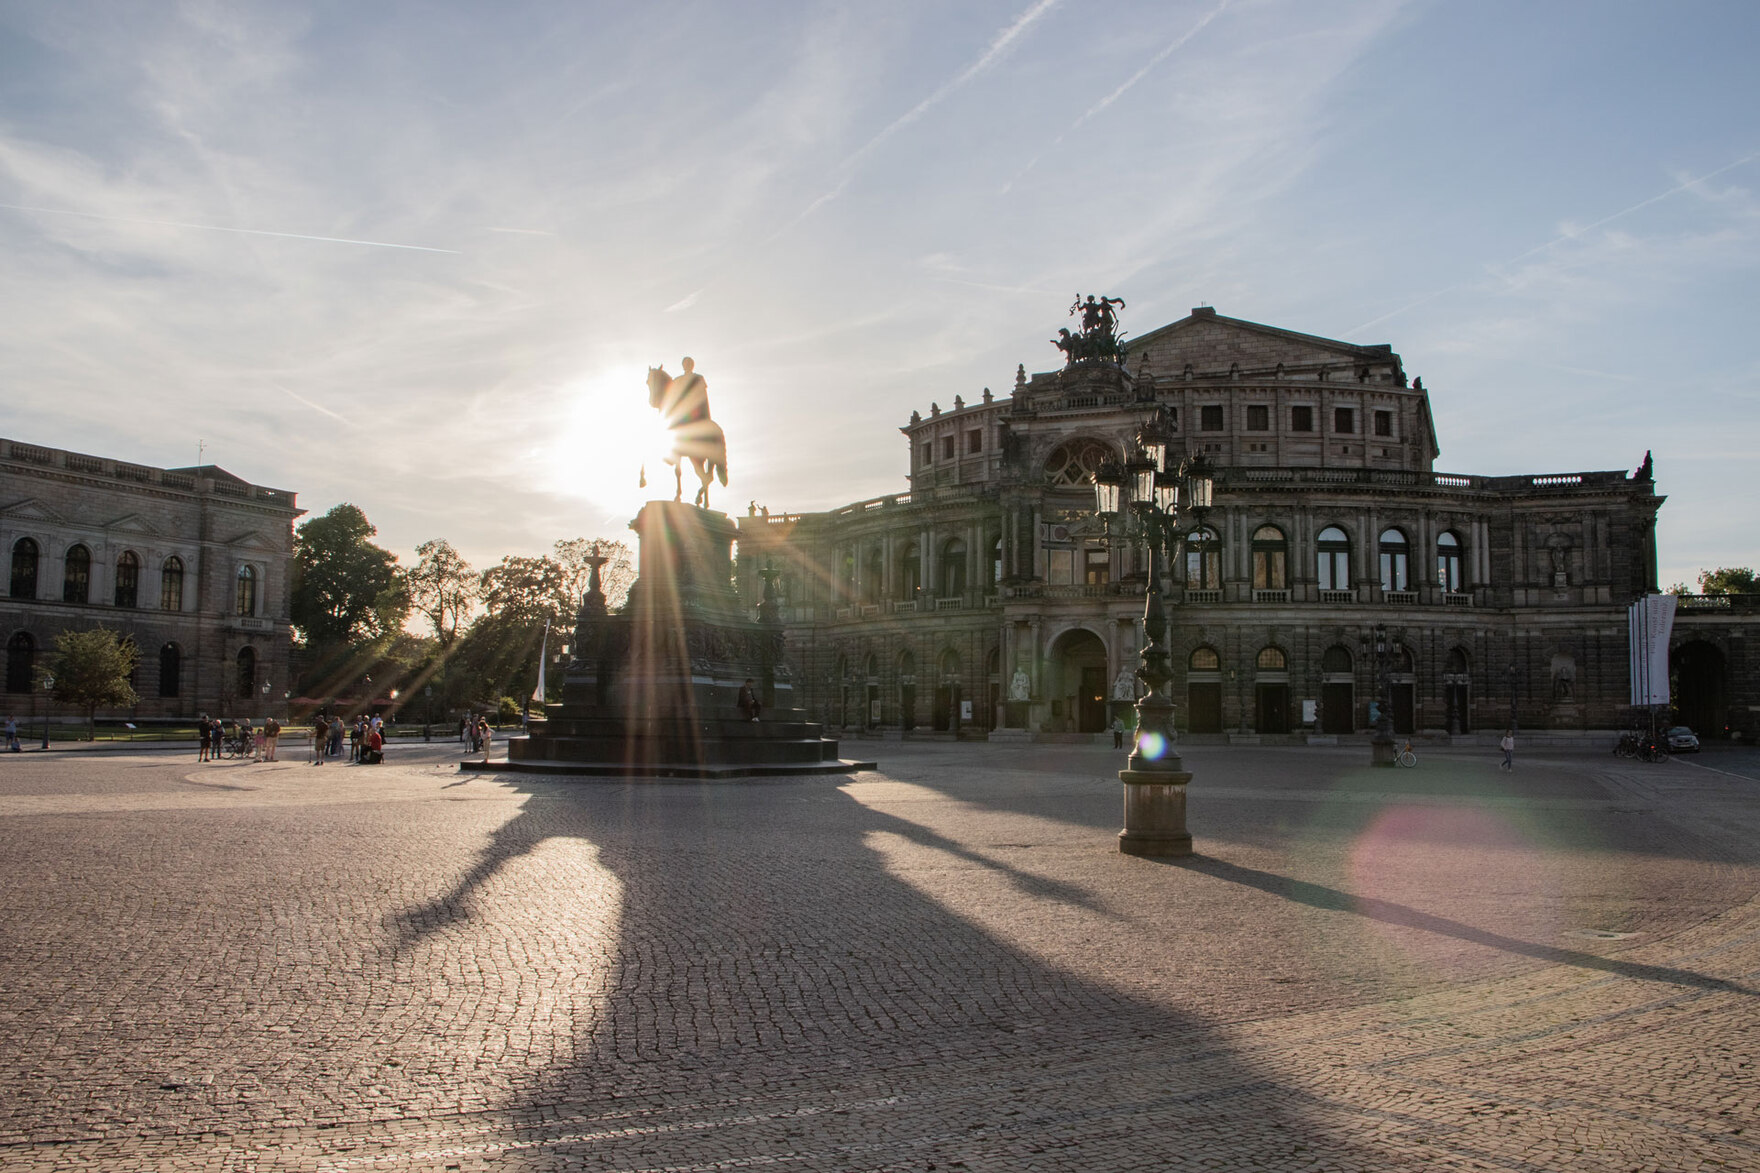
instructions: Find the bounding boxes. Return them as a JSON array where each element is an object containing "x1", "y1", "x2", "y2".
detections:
[
  {"x1": 1366, "y1": 623, "x2": 1396, "y2": 766},
  {"x1": 40, "y1": 673, "x2": 55, "y2": 750},
  {"x1": 1092, "y1": 420, "x2": 1212, "y2": 856}
]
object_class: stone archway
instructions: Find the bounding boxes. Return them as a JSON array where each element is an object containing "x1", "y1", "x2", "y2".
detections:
[
  {"x1": 1047, "y1": 628, "x2": 1109, "y2": 733},
  {"x1": 1672, "y1": 641, "x2": 1726, "y2": 739}
]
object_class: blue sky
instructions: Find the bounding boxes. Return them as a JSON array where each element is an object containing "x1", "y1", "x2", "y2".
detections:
[{"x1": 1, "y1": 0, "x2": 1754, "y2": 588}]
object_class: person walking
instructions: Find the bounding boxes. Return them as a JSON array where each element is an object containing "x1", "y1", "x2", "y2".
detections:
[
  {"x1": 264, "y1": 716, "x2": 280, "y2": 762},
  {"x1": 4, "y1": 715, "x2": 19, "y2": 753},
  {"x1": 1500, "y1": 729, "x2": 1515, "y2": 772},
  {"x1": 198, "y1": 714, "x2": 211, "y2": 763},
  {"x1": 328, "y1": 715, "x2": 344, "y2": 760},
  {"x1": 1110, "y1": 715, "x2": 1125, "y2": 749},
  {"x1": 311, "y1": 714, "x2": 328, "y2": 765}
]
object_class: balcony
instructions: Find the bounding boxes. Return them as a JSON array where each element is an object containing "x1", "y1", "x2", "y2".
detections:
[
  {"x1": 1384, "y1": 591, "x2": 1418, "y2": 605},
  {"x1": 1184, "y1": 589, "x2": 1222, "y2": 604},
  {"x1": 1444, "y1": 592, "x2": 1472, "y2": 606},
  {"x1": 1319, "y1": 589, "x2": 1355, "y2": 604},
  {"x1": 1252, "y1": 589, "x2": 1290, "y2": 604}
]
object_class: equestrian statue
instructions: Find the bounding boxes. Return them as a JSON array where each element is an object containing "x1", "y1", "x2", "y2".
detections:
[{"x1": 641, "y1": 357, "x2": 730, "y2": 509}]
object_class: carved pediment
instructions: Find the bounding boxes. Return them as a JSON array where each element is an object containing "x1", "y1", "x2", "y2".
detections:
[
  {"x1": 104, "y1": 513, "x2": 163, "y2": 537},
  {"x1": 0, "y1": 497, "x2": 69, "y2": 525},
  {"x1": 222, "y1": 530, "x2": 277, "y2": 552}
]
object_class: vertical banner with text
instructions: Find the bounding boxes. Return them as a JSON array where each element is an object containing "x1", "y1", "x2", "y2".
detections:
[{"x1": 1627, "y1": 593, "x2": 1676, "y2": 707}]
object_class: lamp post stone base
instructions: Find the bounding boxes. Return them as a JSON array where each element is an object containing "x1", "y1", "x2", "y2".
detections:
[
  {"x1": 1118, "y1": 768, "x2": 1193, "y2": 857},
  {"x1": 1371, "y1": 734, "x2": 1397, "y2": 767}
]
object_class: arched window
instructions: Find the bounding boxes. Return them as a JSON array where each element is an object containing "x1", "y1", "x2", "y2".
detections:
[
  {"x1": 1392, "y1": 644, "x2": 1414, "y2": 674},
  {"x1": 236, "y1": 646, "x2": 256, "y2": 699},
  {"x1": 1437, "y1": 531, "x2": 1463, "y2": 592},
  {"x1": 5, "y1": 631, "x2": 34, "y2": 694},
  {"x1": 1446, "y1": 647, "x2": 1469, "y2": 674},
  {"x1": 1256, "y1": 646, "x2": 1287, "y2": 670},
  {"x1": 159, "y1": 643, "x2": 182, "y2": 698},
  {"x1": 862, "y1": 546, "x2": 883, "y2": 604},
  {"x1": 1251, "y1": 525, "x2": 1287, "y2": 590},
  {"x1": 160, "y1": 557, "x2": 184, "y2": 611},
  {"x1": 941, "y1": 538, "x2": 967, "y2": 597},
  {"x1": 900, "y1": 542, "x2": 921, "y2": 599},
  {"x1": 1189, "y1": 646, "x2": 1220, "y2": 671},
  {"x1": 235, "y1": 565, "x2": 257, "y2": 616},
  {"x1": 1183, "y1": 528, "x2": 1221, "y2": 590},
  {"x1": 898, "y1": 650, "x2": 915, "y2": 678},
  {"x1": 989, "y1": 534, "x2": 1003, "y2": 588},
  {"x1": 864, "y1": 652, "x2": 878, "y2": 679},
  {"x1": 1317, "y1": 526, "x2": 1350, "y2": 591},
  {"x1": 1042, "y1": 439, "x2": 1114, "y2": 486},
  {"x1": 1378, "y1": 529, "x2": 1410, "y2": 592},
  {"x1": 1322, "y1": 645, "x2": 1353, "y2": 674},
  {"x1": 9, "y1": 538, "x2": 39, "y2": 599},
  {"x1": 63, "y1": 544, "x2": 91, "y2": 604},
  {"x1": 939, "y1": 648, "x2": 961, "y2": 678},
  {"x1": 114, "y1": 551, "x2": 140, "y2": 608}
]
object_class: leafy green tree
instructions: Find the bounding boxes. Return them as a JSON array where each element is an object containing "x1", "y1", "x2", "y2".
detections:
[
  {"x1": 43, "y1": 628, "x2": 138, "y2": 740},
  {"x1": 291, "y1": 504, "x2": 406, "y2": 645},
  {"x1": 480, "y1": 555, "x2": 572, "y2": 626},
  {"x1": 1697, "y1": 567, "x2": 1756, "y2": 595},
  {"x1": 406, "y1": 539, "x2": 476, "y2": 648}
]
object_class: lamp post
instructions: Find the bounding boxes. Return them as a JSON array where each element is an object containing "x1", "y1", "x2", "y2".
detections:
[
  {"x1": 1093, "y1": 414, "x2": 1211, "y2": 856},
  {"x1": 40, "y1": 673, "x2": 55, "y2": 750},
  {"x1": 1368, "y1": 623, "x2": 1396, "y2": 766},
  {"x1": 424, "y1": 684, "x2": 434, "y2": 741},
  {"x1": 1507, "y1": 661, "x2": 1518, "y2": 734}
]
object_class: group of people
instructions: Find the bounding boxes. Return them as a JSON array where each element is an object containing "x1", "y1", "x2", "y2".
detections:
[
  {"x1": 459, "y1": 714, "x2": 494, "y2": 756},
  {"x1": 308, "y1": 712, "x2": 387, "y2": 765},
  {"x1": 196, "y1": 714, "x2": 281, "y2": 762}
]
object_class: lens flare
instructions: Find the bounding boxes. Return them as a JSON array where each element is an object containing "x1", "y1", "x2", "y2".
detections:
[{"x1": 1136, "y1": 731, "x2": 1167, "y2": 760}]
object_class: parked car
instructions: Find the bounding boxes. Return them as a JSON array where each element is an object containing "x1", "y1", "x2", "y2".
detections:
[{"x1": 1665, "y1": 726, "x2": 1700, "y2": 753}]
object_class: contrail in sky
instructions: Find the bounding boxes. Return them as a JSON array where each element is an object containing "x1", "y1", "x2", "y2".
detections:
[
  {"x1": 1002, "y1": 0, "x2": 1231, "y2": 194},
  {"x1": 1348, "y1": 148, "x2": 1760, "y2": 334},
  {"x1": 271, "y1": 382, "x2": 351, "y2": 423},
  {"x1": 773, "y1": 0, "x2": 1062, "y2": 237},
  {"x1": 0, "y1": 202, "x2": 460, "y2": 254}
]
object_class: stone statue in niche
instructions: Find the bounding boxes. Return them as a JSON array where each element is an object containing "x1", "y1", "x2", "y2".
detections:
[
  {"x1": 1550, "y1": 544, "x2": 1569, "y2": 588},
  {"x1": 1111, "y1": 667, "x2": 1136, "y2": 701},
  {"x1": 1009, "y1": 667, "x2": 1032, "y2": 702},
  {"x1": 1551, "y1": 653, "x2": 1576, "y2": 701}
]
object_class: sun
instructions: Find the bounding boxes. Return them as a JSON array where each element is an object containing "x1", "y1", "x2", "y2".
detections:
[{"x1": 549, "y1": 365, "x2": 677, "y2": 512}]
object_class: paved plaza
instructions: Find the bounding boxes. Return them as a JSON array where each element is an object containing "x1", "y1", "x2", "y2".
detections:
[{"x1": 1, "y1": 738, "x2": 1756, "y2": 1171}]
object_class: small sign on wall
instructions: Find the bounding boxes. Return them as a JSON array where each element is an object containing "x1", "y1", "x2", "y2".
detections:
[
  {"x1": 960, "y1": 700, "x2": 973, "y2": 720},
  {"x1": 1301, "y1": 699, "x2": 1316, "y2": 725}
]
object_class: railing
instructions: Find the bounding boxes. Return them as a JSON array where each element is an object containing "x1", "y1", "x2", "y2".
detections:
[
  {"x1": 1319, "y1": 589, "x2": 1355, "y2": 604},
  {"x1": 1253, "y1": 589, "x2": 1290, "y2": 603},
  {"x1": 1676, "y1": 593, "x2": 1760, "y2": 613},
  {"x1": 1530, "y1": 474, "x2": 1583, "y2": 487},
  {"x1": 834, "y1": 607, "x2": 853, "y2": 621},
  {"x1": 934, "y1": 596, "x2": 964, "y2": 610},
  {"x1": 9, "y1": 442, "x2": 55, "y2": 464},
  {"x1": 859, "y1": 604, "x2": 881, "y2": 617},
  {"x1": 1444, "y1": 592, "x2": 1472, "y2": 606},
  {"x1": 162, "y1": 473, "x2": 196, "y2": 489},
  {"x1": 1384, "y1": 591, "x2": 1418, "y2": 605},
  {"x1": 67, "y1": 454, "x2": 105, "y2": 474},
  {"x1": 891, "y1": 599, "x2": 923, "y2": 614},
  {"x1": 114, "y1": 463, "x2": 152, "y2": 482},
  {"x1": 1184, "y1": 589, "x2": 1222, "y2": 604}
]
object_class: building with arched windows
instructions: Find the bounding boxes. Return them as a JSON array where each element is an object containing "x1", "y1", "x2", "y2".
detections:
[
  {"x1": 1, "y1": 438, "x2": 301, "y2": 721},
  {"x1": 735, "y1": 306, "x2": 1758, "y2": 743}
]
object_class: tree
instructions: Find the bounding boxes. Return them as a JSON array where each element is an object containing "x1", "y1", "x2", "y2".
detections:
[
  {"x1": 406, "y1": 539, "x2": 476, "y2": 648},
  {"x1": 480, "y1": 555, "x2": 572, "y2": 626},
  {"x1": 43, "y1": 628, "x2": 138, "y2": 740},
  {"x1": 291, "y1": 504, "x2": 407, "y2": 645},
  {"x1": 1697, "y1": 567, "x2": 1756, "y2": 595}
]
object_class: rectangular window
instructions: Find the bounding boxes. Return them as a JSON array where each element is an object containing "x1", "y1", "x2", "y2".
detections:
[
  {"x1": 1047, "y1": 548, "x2": 1075, "y2": 584},
  {"x1": 921, "y1": 443, "x2": 933, "y2": 465},
  {"x1": 1246, "y1": 405, "x2": 1269, "y2": 431},
  {"x1": 1374, "y1": 410, "x2": 1393, "y2": 437},
  {"x1": 966, "y1": 429, "x2": 982, "y2": 454},
  {"x1": 1334, "y1": 407, "x2": 1355, "y2": 434},
  {"x1": 1290, "y1": 405, "x2": 1313, "y2": 432},
  {"x1": 1083, "y1": 546, "x2": 1110, "y2": 585},
  {"x1": 941, "y1": 436, "x2": 955, "y2": 459},
  {"x1": 1200, "y1": 405, "x2": 1224, "y2": 431}
]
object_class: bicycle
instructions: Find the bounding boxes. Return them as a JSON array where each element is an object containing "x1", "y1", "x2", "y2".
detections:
[{"x1": 1395, "y1": 740, "x2": 1417, "y2": 768}]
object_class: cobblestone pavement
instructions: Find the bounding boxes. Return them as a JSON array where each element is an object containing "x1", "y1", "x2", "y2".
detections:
[{"x1": 1, "y1": 740, "x2": 1755, "y2": 1171}]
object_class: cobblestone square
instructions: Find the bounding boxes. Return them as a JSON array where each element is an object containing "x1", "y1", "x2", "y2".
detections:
[{"x1": 1, "y1": 741, "x2": 1756, "y2": 1171}]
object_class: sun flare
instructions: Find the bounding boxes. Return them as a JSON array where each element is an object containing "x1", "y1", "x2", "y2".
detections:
[{"x1": 549, "y1": 365, "x2": 678, "y2": 512}]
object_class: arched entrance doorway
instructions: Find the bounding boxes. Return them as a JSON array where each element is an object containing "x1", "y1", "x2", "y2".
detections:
[
  {"x1": 1672, "y1": 641, "x2": 1726, "y2": 738},
  {"x1": 1254, "y1": 646, "x2": 1290, "y2": 734},
  {"x1": 1320, "y1": 645, "x2": 1354, "y2": 734},
  {"x1": 898, "y1": 650, "x2": 916, "y2": 731},
  {"x1": 1187, "y1": 646, "x2": 1223, "y2": 733},
  {"x1": 1390, "y1": 644, "x2": 1416, "y2": 735},
  {"x1": 933, "y1": 649, "x2": 961, "y2": 732},
  {"x1": 1048, "y1": 628, "x2": 1108, "y2": 733},
  {"x1": 1444, "y1": 647, "x2": 1472, "y2": 734}
]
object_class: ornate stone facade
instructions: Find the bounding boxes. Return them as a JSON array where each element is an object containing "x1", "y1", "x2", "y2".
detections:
[
  {"x1": 1, "y1": 438, "x2": 301, "y2": 722},
  {"x1": 736, "y1": 308, "x2": 1756, "y2": 741}
]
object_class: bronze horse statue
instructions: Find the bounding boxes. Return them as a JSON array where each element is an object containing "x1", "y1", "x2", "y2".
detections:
[{"x1": 641, "y1": 358, "x2": 729, "y2": 508}]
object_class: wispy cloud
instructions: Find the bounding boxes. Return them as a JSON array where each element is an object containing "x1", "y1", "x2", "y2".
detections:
[
  {"x1": 0, "y1": 202, "x2": 461, "y2": 254},
  {"x1": 1002, "y1": 0, "x2": 1232, "y2": 193}
]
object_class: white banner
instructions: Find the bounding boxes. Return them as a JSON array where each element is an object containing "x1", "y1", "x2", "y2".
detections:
[{"x1": 1627, "y1": 594, "x2": 1676, "y2": 707}]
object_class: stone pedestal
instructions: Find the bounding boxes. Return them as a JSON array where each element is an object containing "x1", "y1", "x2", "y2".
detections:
[{"x1": 490, "y1": 501, "x2": 872, "y2": 778}]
